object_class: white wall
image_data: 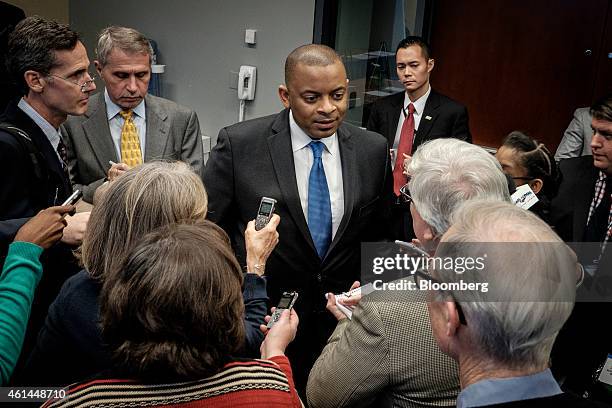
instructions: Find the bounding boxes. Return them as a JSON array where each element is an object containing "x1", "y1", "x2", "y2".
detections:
[{"x1": 69, "y1": 0, "x2": 315, "y2": 144}]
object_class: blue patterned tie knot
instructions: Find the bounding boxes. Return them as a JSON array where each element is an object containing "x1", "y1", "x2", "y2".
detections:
[
  {"x1": 308, "y1": 141, "x2": 332, "y2": 259},
  {"x1": 310, "y1": 140, "x2": 325, "y2": 159}
]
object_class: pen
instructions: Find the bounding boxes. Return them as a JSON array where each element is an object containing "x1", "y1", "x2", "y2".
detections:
[{"x1": 109, "y1": 160, "x2": 116, "y2": 166}]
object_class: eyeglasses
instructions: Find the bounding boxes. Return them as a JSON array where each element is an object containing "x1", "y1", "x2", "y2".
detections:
[
  {"x1": 413, "y1": 268, "x2": 467, "y2": 325},
  {"x1": 399, "y1": 183, "x2": 412, "y2": 204},
  {"x1": 47, "y1": 72, "x2": 96, "y2": 93},
  {"x1": 511, "y1": 176, "x2": 534, "y2": 181}
]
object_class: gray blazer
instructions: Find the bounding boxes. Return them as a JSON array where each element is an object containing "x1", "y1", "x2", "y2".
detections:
[
  {"x1": 554, "y1": 107, "x2": 592, "y2": 162},
  {"x1": 307, "y1": 288, "x2": 460, "y2": 408},
  {"x1": 61, "y1": 92, "x2": 203, "y2": 203}
]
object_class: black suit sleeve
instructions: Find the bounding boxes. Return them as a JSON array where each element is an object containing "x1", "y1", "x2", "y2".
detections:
[
  {"x1": 0, "y1": 218, "x2": 28, "y2": 247},
  {"x1": 451, "y1": 105, "x2": 471, "y2": 143},
  {"x1": 374, "y1": 141, "x2": 395, "y2": 242},
  {"x1": 366, "y1": 101, "x2": 383, "y2": 136},
  {"x1": 0, "y1": 134, "x2": 37, "y2": 221},
  {"x1": 202, "y1": 127, "x2": 236, "y2": 229}
]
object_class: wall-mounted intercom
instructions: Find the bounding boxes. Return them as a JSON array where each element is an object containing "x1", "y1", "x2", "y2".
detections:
[{"x1": 238, "y1": 65, "x2": 256, "y2": 101}]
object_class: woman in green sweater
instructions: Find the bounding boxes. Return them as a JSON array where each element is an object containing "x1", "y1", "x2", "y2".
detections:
[{"x1": 0, "y1": 205, "x2": 73, "y2": 384}]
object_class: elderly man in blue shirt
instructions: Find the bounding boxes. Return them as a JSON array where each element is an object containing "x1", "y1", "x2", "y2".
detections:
[{"x1": 427, "y1": 200, "x2": 608, "y2": 407}]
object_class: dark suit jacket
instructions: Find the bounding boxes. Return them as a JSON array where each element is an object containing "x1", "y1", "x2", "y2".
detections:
[
  {"x1": 0, "y1": 100, "x2": 78, "y2": 377},
  {"x1": 550, "y1": 156, "x2": 599, "y2": 242},
  {"x1": 549, "y1": 156, "x2": 612, "y2": 396},
  {"x1": 0, "y1": 101, "x2": 72, "y2": 231},
  {"x1": 62, "y1": 92, "x2": 203, "y2": 203},
  {"x1": 366, "y1": 89, "x2": 471, "y2": 152},
  {"x1": 203, "y1": 109, "x2": 393, "y2": 390}
]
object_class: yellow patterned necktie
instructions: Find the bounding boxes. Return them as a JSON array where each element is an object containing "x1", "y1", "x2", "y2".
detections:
[{"x1": 119, "y1": 110, "x2": 143, "y2": 167}]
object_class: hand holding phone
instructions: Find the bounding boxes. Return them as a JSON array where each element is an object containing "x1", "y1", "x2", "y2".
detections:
[
  {"x1": 61, "y1": 189, "x2": 83, "y2": 207},
  {"x1": 14, "y1": 205, "x2": 73, "y2": 249},
  {"x1": 255, "y1": 197, "x2": 277, "y2": 231},
  {"x1": 267, "y1": 291, "x2": 298, "y2": 329}
]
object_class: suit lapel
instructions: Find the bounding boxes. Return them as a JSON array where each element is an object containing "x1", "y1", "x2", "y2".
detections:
[
  {"x1": 11, "y1": 105, "x2": 72, "y2": 197},
  {"x1": 412, "y1": 90, "x2": 440, "y2": 152},
  {"x1": 573, "y1": 165, "x2": 600, "y2": 241},
  {"x1": 385, "y1": 92, "x2": 404, "y2": 146},
  {"x1": 144, "y1": 95, "x2": 170, "y2": 161},
  {"x1": 267, "y1": 111, "x2": 317, "y2": 254},
  {"x1": 82, "y1": 94, "x2": 119, "y2": 168},
  {"x1": 326, "y1": 124, "x2": 355, "y2": 258}
]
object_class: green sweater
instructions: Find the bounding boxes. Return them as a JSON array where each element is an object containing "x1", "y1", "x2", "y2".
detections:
[{"x1": 0, "y1": 241, "x2": 44, "y2": 385}]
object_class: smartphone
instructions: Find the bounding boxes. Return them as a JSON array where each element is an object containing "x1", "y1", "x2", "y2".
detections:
[
  {"x1": 395, "y1": 240, "x2": 430, "y2": 258},
  {"x1": 61, "y1": 189, "x2": 83, "y2": 206},
  {"x1": 267, "y1": 291, "x2": 298, "y2": 329},
  {"x1": 255, "y1": 197, "x2": 277, "y2": 231}
]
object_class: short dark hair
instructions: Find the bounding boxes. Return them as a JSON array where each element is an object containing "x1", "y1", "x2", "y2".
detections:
[
  {"x1": 501, "y1": 131, "x2": 559, "y2": 204},
  {"x1": 591, "y1": 94, "x2": 612, "y2": 122},
  {"x1": 396, "y1": 36, "x2": 431, "y2": 60},
  {"x1": 285, "y1": 43, "x2": 343, "y2": 86},
  {"x1": 100, "y1": 220, "x2": 246, "y2": 381},
  {"x1": 6, "y1": 16, "x2": 80, "y2": 96}
]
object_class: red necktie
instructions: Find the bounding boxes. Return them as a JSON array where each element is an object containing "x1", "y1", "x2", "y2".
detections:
[{"x1": 393, "y1": 103, "x2": 415, "y2": 196}]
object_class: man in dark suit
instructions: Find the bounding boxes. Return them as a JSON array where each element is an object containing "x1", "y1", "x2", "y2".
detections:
[
  {"x1": 550, "y1": 95, "x2": 612, "y2": 400},
  {"x1": 0, "y1": 16, "x2": 94, "y2": 374},
  {"x1": 367, "y1": 36, "x2": 471, "y2": 240},
  {"x1": 62, "y1": 26, "x2": 203, "y2": 203},
  {"x1": 204, "y1": 44, "x2": 392, "y2": 393}
]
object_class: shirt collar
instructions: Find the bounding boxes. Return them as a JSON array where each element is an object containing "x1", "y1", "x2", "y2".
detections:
[
  {"x1": 104, "y1": 88, "x2": 146, "y2": 120},
  {"x1": 17, "y1": 97, "x2": 61, "y2": 140},
  {"x1": 457, "y1": 369, "x2": 562, "y2": 408},
  {"x1": 289, "y1": 109, "x2": 337, "y2": 155},
  {"x1": 403, "y1": 84, "x2": 431, "y2": 116}
]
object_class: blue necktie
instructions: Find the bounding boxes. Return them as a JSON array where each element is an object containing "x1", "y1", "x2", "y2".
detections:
[{"x1": 308, "y1": 141, "x2": 332, "y2": 259}]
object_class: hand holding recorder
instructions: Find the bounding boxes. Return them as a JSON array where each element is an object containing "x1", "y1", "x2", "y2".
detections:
[
  {"x1": 245, "y1": 213, "x2": 280, "y2": 276},
  {"x1": 259, "y1": 305, "x2": 299, "y2": 359}
]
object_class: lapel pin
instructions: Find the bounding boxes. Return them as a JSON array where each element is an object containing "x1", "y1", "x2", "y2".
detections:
[{"x1": 425, "y1": 116, "x2": 432, "y2": 121}]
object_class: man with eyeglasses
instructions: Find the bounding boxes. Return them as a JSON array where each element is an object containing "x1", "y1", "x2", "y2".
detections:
[
  {"x1": 0, "y1": 16, "x2": 93, "y2": 375},
  {"x1": 61, "y1": 26, "x2": 203, "y2": 204},
  {"x1": 307, "y1": 139, "x2": 510, "y2": 408},
  {"x1": 428, "y1": 200, "x2": 605, "y2": 407},
  {"x1": 549, "y1": 94, "x2": 612, "y2": 401}
]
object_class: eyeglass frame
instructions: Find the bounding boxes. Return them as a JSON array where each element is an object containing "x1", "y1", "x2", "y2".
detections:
[
  {"x1": 511, "y1": 176, "x2": 535, "y2": 181},
  {"x1": 412, "y1": 268, "x2": 467, "y2": 325},
  {"x1": 46, "y1": 72, "x2": 96, "y2": 93},
  {"x1": 399, "y1": 183, "x2": 412, "y2": 205}
]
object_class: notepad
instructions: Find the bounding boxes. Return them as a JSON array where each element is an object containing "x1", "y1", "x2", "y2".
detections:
[{"x1": 325, "y1": 283, "x2": 375, "y2": 319}]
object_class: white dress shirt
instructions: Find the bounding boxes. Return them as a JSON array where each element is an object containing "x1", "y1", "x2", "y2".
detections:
[
  {"x1": 105, "y1": 89, "x2": 147, "y2": 161},
  {"x1": 391, "y1": 85, "x2": 431, "y2": 167},
  {"x1": 18, "y1": 98, "x2": 63, "y2": 163},
  {"x1": 290, "y1": 110, "x2": 344, "y2": 239}
]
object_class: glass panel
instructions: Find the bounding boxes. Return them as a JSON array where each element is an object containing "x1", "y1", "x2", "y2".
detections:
[{"x1": 333, "y1": 0, "x2": 426, "y2": 127}]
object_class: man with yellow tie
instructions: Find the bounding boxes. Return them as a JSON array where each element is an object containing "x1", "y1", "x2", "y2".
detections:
[{"x1": 62, "y1": 26, "x2": 204, "y2": 203}]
